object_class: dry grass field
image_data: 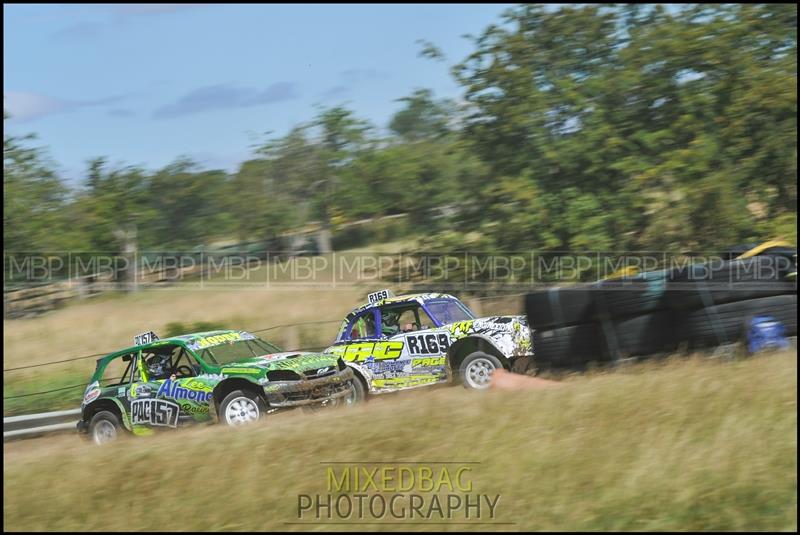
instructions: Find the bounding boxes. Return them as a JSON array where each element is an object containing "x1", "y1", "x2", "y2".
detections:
[{"x1": 4, "y1": 350, "x2": 796, "y2": 531}]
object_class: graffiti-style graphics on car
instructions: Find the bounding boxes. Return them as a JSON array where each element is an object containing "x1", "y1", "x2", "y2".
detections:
[
  {"x1": 324, "y1": 291, "x2": 534, "y2": 394},
  {"x1": 77, "y1": 329, "x2": 355, "y2": 443}
]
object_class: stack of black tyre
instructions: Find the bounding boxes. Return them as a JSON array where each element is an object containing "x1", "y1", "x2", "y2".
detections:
[{"x1": 526, "y1": 250, "x2": 797, "y2": 369}]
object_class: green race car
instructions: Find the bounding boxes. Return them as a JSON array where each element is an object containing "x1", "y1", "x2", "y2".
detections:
[{"x1": 77, "y1": 329, "x2": 354, "y2": 445}]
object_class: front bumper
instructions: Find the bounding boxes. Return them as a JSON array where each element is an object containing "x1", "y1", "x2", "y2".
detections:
[{"x1": 263, "y1": 367, "x2": 354, "y2": 407}]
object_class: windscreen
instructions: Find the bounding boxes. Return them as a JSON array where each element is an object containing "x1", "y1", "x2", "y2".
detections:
[
  {"x1": 198, "y1": 338, "x2": 282, "y2": 366},
  {"x1": 425, "y1": 299, "x2": 475, "y2": 325}
]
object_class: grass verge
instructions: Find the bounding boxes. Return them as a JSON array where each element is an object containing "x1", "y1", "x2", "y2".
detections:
[{"x1": 4, "y1": 350, "x2": 796, "y2": 531}]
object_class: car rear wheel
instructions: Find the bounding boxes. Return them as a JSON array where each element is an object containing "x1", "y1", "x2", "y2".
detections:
[
  {"x1": 459, "y1": 352, "x2": 503, "y2": 390},
  {"x1": 89, "y1": 410, "x2": 122, "y2": 446},
  {"x1": 220, "y1": 390, "x2": 264, "y2": 426}
]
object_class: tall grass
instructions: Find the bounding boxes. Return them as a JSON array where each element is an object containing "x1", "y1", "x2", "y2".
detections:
[{"x1": 4, "y1": 351, "x2": 796, "y2": 531}]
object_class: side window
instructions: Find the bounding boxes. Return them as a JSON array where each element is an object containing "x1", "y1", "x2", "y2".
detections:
[
  {"x1": 415, "y1": 308, "x2": 435, "y2": 330},
  {"x1": 346, "y1": 310, "x2": 378, "y2": 341},
  {"x1": 381, "y1": 305, "x2": 435, "y2": 335},
  {"x1": 172, "y1": 347, "x2": 201, "y2": 378},
  {"x1": 98, "y1": 353, "x2": 136, "y2": 387},
  {"x1": 399, "y1": 307, "x2": 434, "y2": 332}
]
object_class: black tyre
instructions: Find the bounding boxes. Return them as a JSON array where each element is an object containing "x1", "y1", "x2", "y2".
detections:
[
  {"x1": 459, "y1": 351, "x2": 503, "y2": 390},
  {"x1": 88, "y1": 410, "x2": 122, "y2": 446},
  {"x1": 678, "y1": 294, "x2": 797, "y2": 348},
  {"x1": 335, "y1": 374, "x2": 367, "y2": 406},
  {"x1": 525, "y1": 287, "x2": 594, "y2": 330},
  {"x1": 219, "y1": 390, "x2": 265, "y2": 426},
  {"x1": 594, "y1": 269, "x2": 670, "y2": 319},
  {"x1": 666, "y1": 256, "x2": 795, "y2": 310},
  {"x1": 349, "y1": 375, "x2": 367, "y2": 403},
  {"x1": 533, "y1": 323, "x2": 605, "y2": 368},
  {"x1": 604, "y1": 310, "x2": 677, "y2": 358}
]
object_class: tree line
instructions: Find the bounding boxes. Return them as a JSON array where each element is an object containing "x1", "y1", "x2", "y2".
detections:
[{"x1": 4, "y1": 4, "x2": 796, "y2": 256}]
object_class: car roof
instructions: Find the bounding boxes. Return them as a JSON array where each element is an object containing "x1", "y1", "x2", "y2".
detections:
[
  {"x1": 163, "y1": 330, "x2": 240, "y2": 344},
  {"x1": 97, "y1": 329, "x2": 248, "y2": 362},
  {"x1": 345, "y1": 293, "x2": 458, "y2": 319}
]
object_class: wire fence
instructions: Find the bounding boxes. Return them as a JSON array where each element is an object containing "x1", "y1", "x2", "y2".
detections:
[
  {"x1": 2, "y1": 320, "x2": 343, "y2": 373},
  {"x1": 3, "y1": 292, "x2": 527, "y2": 403}
]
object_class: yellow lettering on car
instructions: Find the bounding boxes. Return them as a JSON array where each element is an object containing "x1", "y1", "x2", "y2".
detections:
[
  {"x1": 341, "y1": 341, "x2": 404, "y2": 362},
  {"x1": 343, "y1": 343, "x2": 376, "y2": 362},
  {"x1": 373, "y1": 375, "x2": 439, "y2": 388},
  {"x1": 449, "y1": 321, "x2": 474, "y2": 335},
  {"x1": 373, "y1": 341, "x2": 403, "y2": 360},
  {"x1": 412, "y1": 357, "x2": 445, "y2": 367},
  {"x1": 196, "y1": 332, "x2": 242, "y2": 349}
]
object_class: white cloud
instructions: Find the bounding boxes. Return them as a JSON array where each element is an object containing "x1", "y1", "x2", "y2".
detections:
[
  {"x1": 4, "y1": 90, "x2": 131, "y2": 122},
  {"x1": 3, "y1": 91, "x2": 72, "y2": 122}
]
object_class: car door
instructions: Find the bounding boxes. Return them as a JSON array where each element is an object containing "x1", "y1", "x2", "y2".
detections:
[
  {"x1": 127, "y1": 345, "x2": 213, "y2": 430},
  {"x1": 328, "y1": 308, "x2": 405, "y2": 391},
  {"x1": 375, "y1": 304, "x2": 449, "y2": 389},
  {"x1": 125, "y1": 349, "x2": 181, "y2": 431}
]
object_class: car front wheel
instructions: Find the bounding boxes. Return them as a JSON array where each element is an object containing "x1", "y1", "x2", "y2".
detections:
[
  {"x1": 220, "y1": 390, "x2": 265, "y2": 426},
  {"x1": 459, "y1": 352, "x2": 503, "y2": 390},
  {"x1": 344, "y1": 376, "x2": 367, "y2": 405},
  {"x1": 89, "y1": 410, "x2": 122, "y2": 446}
]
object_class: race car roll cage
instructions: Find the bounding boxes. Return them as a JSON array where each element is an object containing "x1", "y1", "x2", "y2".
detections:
[
  {"x1": 336, "y1": 296, "x2": 476, "y2": 343},
  {"x1": 93, "y1": 343, "x2": 199, "y2": 389}
]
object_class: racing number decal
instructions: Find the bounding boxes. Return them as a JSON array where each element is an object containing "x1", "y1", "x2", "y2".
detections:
[
  {"x1": 368, "y1": 290, "x2": 391, "y2": 304},
  {"x1": 130, "y1": 399, "x2": 180, "y2": 427},
  {"x1": 405, "y1": 333, "x2": 450, "y2": 355}
]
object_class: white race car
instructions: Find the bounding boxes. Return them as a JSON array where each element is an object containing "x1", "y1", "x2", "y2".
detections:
[{"x1": 324, "y1": 290, "x2": 534, "y2": 399}]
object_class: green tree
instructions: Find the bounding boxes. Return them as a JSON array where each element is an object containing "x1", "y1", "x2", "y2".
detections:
[
  {"x1": 389, "y1": 89, "x2": 454, "y2": 142},
  {"x1": 147, "y1": 158, "x2": 234, "y2": 248},
  {"x1": 4, "y1": 113, "x2": 78, "y2": 251},
  {"x1": 448, "y1": 3, "x2": 796, "y2": 252},
  {"x1": 76, "y1": 157, "x2": 153, "y2": 251}
]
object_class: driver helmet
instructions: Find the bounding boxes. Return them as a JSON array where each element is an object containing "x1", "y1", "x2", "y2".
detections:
[{"x1": 146, "y1": 353, "x2": 171, "y2": 379}]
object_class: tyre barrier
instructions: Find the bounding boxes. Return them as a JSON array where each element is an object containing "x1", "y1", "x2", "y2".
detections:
[
  {"x1": 524, "y1": 287, "x2": 594, "y2": 330},
  {"x1": 594, "y1": 268, "x2": 671, "y2": 318},
  {"x1": 609, "y1": 310, "x2": 679, "y2": 357},
  {"x1": 665, "y1": 255, "x2": 797, "y2": 310},
  {"x1": 677, "y1": 294, "x2": 797, "y2": 349},
  {"x1": 532, "y1": 323, "x2": 606, "y2": 368},
  {"x1": 525, "y1": 252, "x2": 797, "y2": 367}
]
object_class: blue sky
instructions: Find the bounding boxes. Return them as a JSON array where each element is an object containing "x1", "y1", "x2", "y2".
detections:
[{"x1": 4, "y1": 3, "x2": 515, "y2": 182}]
